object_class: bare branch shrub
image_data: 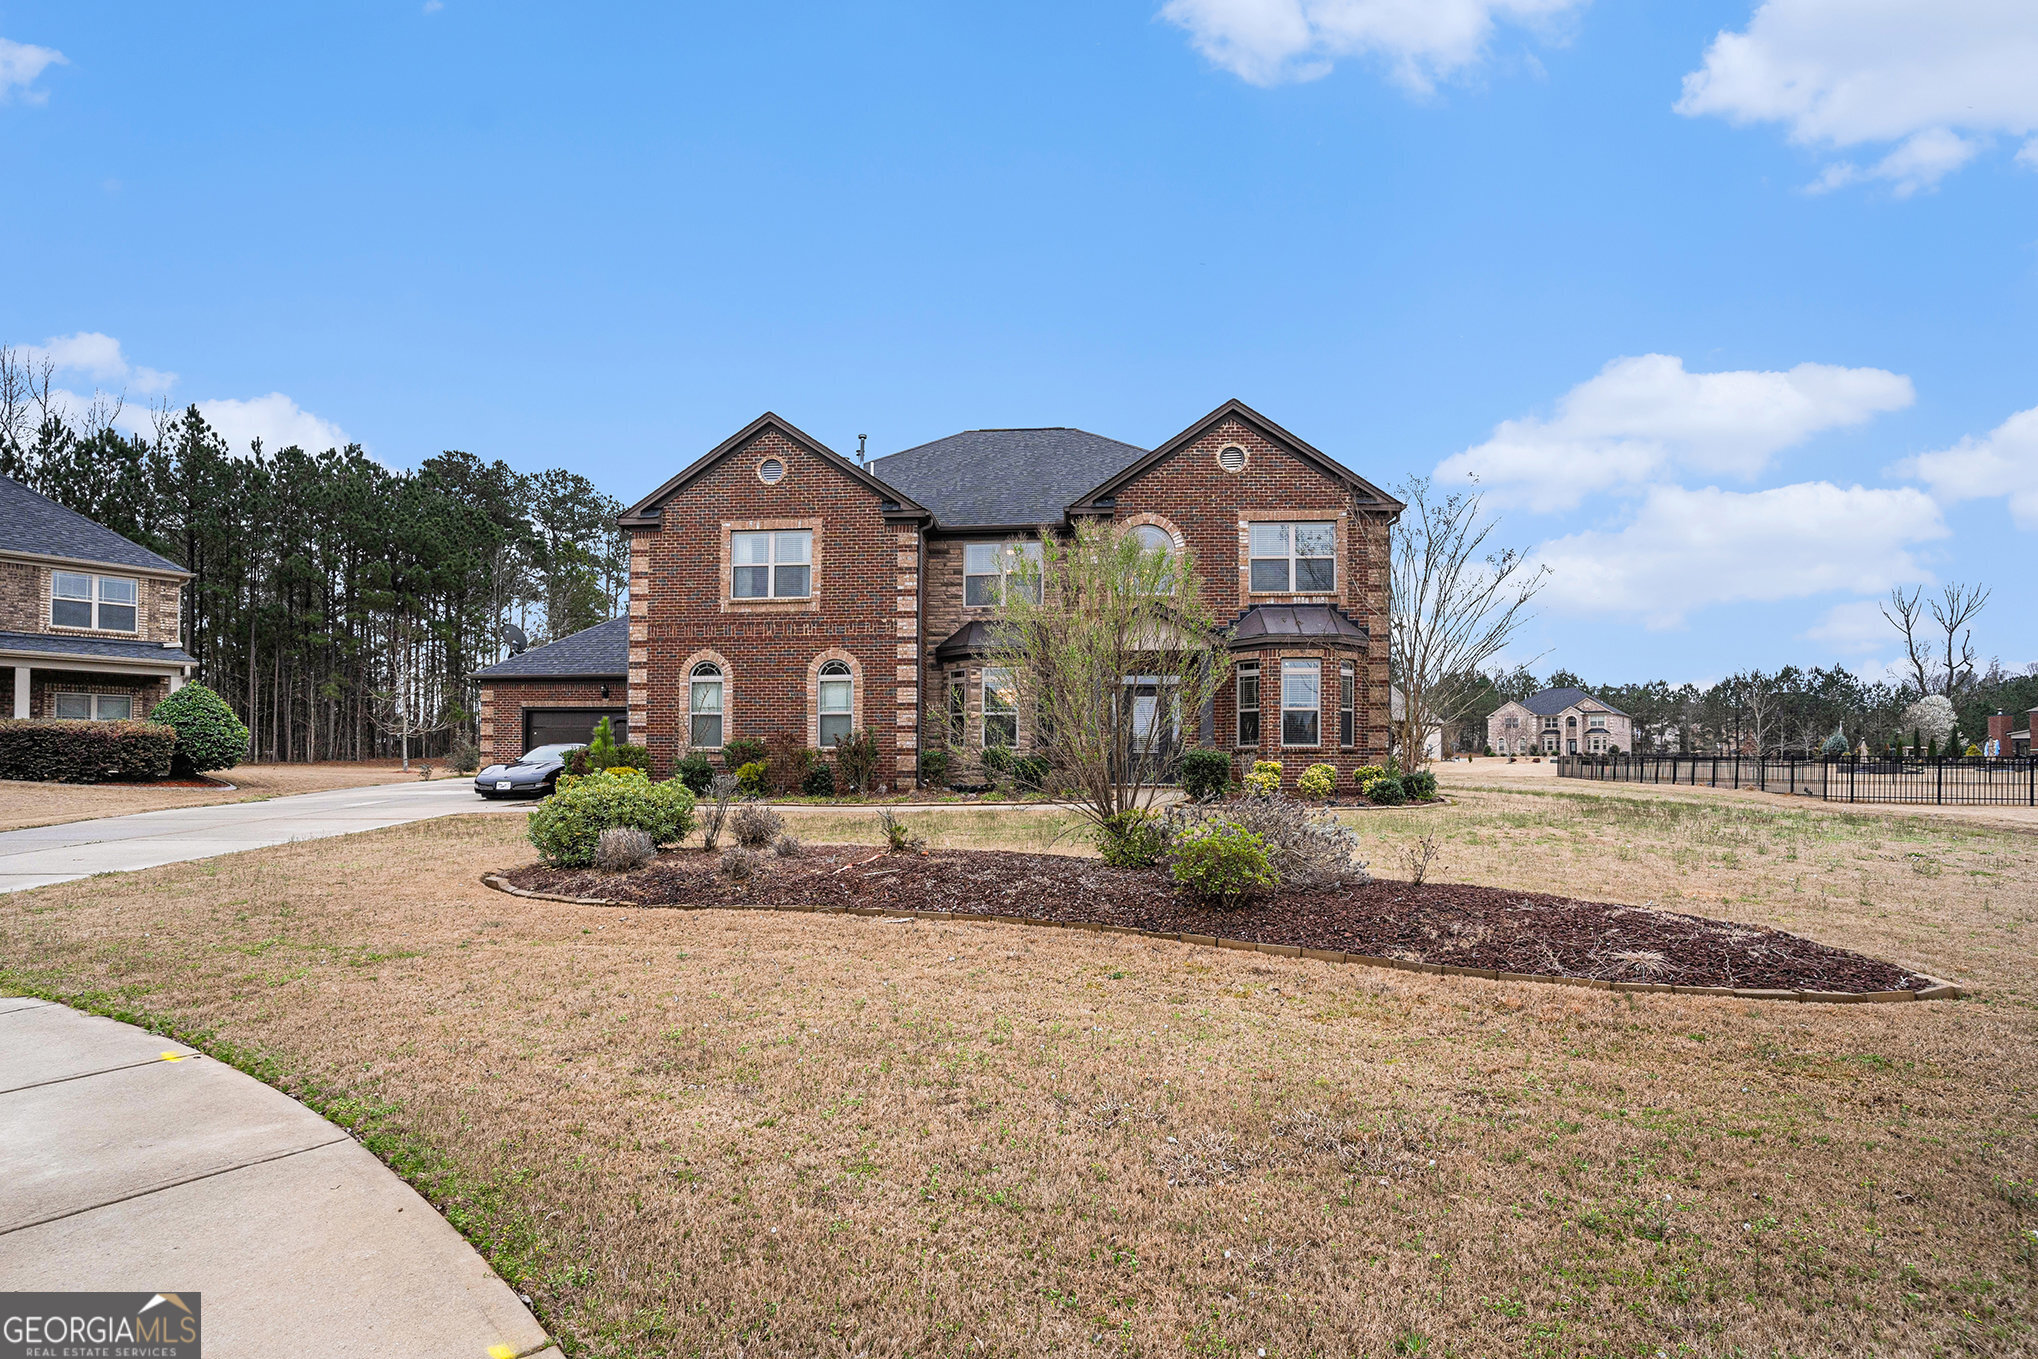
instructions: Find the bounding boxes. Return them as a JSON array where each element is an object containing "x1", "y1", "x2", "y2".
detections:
[
  {"x1": 699, "y1": 774, "x2": 739, "y2": 850},
  {"x1": 594, "y1": 827, "x2": 655, "y2": 873},
  {"x1": 1166, "y1": 794, "x2": 1368, "y2": 889},
  {"x1": 731, "y1": 802, "x2": 784, "y2": 850},
  {"x1": 1401, "y1": 832, "x2": 1441, "y2": 886},
  {"x1": 717, "y1": 846, "x2": 762, "y2": 883},
  {"x1": 772, "y1": 833, "x2": 803, "y2": 858}
]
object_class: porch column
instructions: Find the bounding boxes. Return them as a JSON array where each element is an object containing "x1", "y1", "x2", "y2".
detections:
[
  {"x1": 169, "y1": 671, "x2": 186, "y2": 694},
  {"x1": 11, "y1": 665, "x2": 27, "y2": 719}
]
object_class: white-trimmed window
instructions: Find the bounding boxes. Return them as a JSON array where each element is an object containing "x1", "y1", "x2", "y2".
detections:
[
  {"x1": 818, "y1": 661, "x2": 853, "y2": 747},
  {"x1": 964, "y1": 541, "x2": 1042, "y2": 607},
  {"x1": 731, "y1": 530, "x2": 812, "y2": 599},
  {"x1": 1281, "y1": 659, "x2": 1320, "y2": 747},
  {"x1": 1133, "y1": 524, "x2": 1178, "y2": 593},
  {"x1": 52, "y1": 572, "x2": 138, "y2": 632},
  {"x1": 1248, "y1": 523, "x2": 1335, "y2": 593},
  {"x1": 54, "y1": 692, "x2": 134, "y2": 721},
  {"x1": 1588, "y1": 714, "x2": 1606, "y2": 730},
  {"x1": 982, "y1": 667, "x2": 1017, "y2": 748},
  {"x1": 1339, "y1": 662, "x2": 1355, "y2": 747},
  {"x1": 947, "y1": 670, "x2": 967, "y2": 746},
  {"x1": 1235, "y1": 662, "x2": 1260, "y2": 747},
  {"x1": 689, "y1": 663, "x2": 724, "y2": 748}
]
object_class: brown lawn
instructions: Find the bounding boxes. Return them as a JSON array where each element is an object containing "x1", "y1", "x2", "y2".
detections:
[
  {"x1": 1, "y1": 781, "x2": 2033, "y2": 1357},
  {"x1": 0, "y1": 761, "x2": 465, "y2": 832}
]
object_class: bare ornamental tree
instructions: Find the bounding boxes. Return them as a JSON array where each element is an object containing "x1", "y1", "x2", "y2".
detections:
[
  {"x1": 1882, "y1": 583, "x2": 1990, "y2": 699},
  {"x1": 1390, "y1": 476, "x2": 1549, "y2": 770},
  {"x1": 986, "y1": 520, "x2": 1232, "y2": 831}
]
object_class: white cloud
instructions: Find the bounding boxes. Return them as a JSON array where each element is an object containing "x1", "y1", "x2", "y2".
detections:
[
  {"x1": 25, "y1": 331, "x2": 177, "y2": 394},
  {"x1": 1158, "y1": 0, "x2": 1585, "y2": 90},
  {"x1": 1534, "y1": 481, "x2": 1946, "y2": 628},
  {"x1": 1802, "y1": 598, "x2": 1894, "y2": 653},
  {"x1": 1676, "y1": 0, "x2": 2038, "y2": 192},
  {"x1": 1898, "y1": 403, "x2": 2038, "y2": 528},
  {"x1": 1436, "y1": 353, "x2": 1913, "y2": 512},
  {"x1": 0, "y1": 36, "x2": 65, "y2": 104},
  {"x1": 196, "y1": 393, "x2": 350, "y2": 455}
]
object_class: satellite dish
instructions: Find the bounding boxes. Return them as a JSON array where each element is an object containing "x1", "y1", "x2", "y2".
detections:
[{"x1": 502, "y1": 623, "x2": 528, "y2": 656}]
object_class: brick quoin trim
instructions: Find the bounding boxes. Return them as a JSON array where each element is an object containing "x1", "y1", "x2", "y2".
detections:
[
  {"x1": 628, "y1": 426, "x2": 906, "y2": 788},
  {"x1": 477, "y1": 680, "x2": 620, "y2": 766}
]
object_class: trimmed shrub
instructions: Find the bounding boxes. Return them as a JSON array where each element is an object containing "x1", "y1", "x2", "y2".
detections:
[
  {"x1": 1244, "y1": 759, "x2": 1282, "y2": 796},
  {"x1": 834, "y1": 729, "x2": 882, "y2": 794},
  {"x1": 718, "y1": 846, "x2": 762, "y2": 883},
  {"x1": 1168, "y1": 820, "x2": 1278, "y2": 906},
  {"x1": 594, "y1": 827, "x2": 655, "y2": 873},
  {"x1": 1298, "y1": 763, "x2": 1336, "y2": 801},
  {"x1": 1400, "y1": 770, "x2": 1438, "y2": 802},
  {"x1": 0, "y1": 718, "x2": 177, "y2": 783},
  {"x1": 611, "y1": 743, "x2": 652, "y2": 774},
  {"x1": 720, "y1": 737, "x2": 767, "y2": 771},
  {"x1": 149, "y1": 683, "x2": 248, "y2": 774},
  {"x1": 675, "y1": 752, "x2": 714, "y2": 794},
  {"x1": 1094, "y1": 809, "x2": 1169, "y2": 868},
  {"x1": 527, "y1": 770, "x2": 698, "y2": 868},
  {"x1": 1363, "y1": 774, "x2": 1406, "y2": 806},
  {"x1": 801, "y1": 761, "x2": 837, "y2": 797},
  {"x1": 735, "y1": 761, "x2": 768, "y2": 797},
  {"x1": 1351, "y1": 763, "x2": 1388, "y2": 790},
  {"x1": 1178, "y1": 748, "x2": 1232, "y2": 800},
  {"x1": 731, "y1": 802, "x2": 784, "y2": 850},
  {"x1": 1169, "y1": 793, "x2": 1366, "y2": 889},
  {"x1": 918, "y1": 747, "x2": 951, "y2": 787},
  {"x1": 1013, "y1": 754, "x2": 1051, "y2": 792}
]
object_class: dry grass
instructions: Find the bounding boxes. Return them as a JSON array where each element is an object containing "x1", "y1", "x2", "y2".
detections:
[
  {"x1": 3, "y1": 783, "x2": 2035, "y2": 1358},
  {"x1": 0, "y1": 761, "x2": 463, "y2": 832}
]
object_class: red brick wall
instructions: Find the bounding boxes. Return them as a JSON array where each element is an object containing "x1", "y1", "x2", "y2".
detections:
[
  {"x1": 477, "y1": 679, "x2": 620, "y2": 766},
  {"x1": 628, "y1": 426, "x2": 910, "y2": 787},
  {"x1": 1109, "y1": 414, "x2": 1393, "y2": 782}
]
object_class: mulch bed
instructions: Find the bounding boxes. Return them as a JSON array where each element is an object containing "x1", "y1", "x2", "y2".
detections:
[{"x1": 503, "y1": 846, "x2": 1923, "y2": 993}]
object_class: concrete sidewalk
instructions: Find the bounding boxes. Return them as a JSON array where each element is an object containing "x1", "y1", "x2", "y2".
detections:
[
  {"x1": 0, "y1": 780, "x2": 523, "y2": 893},
  {"x1": 0, "y1": 999, "x2": 558, "y2": 1359}
]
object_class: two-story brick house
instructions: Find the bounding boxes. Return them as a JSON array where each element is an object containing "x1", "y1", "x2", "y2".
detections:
[
  {"x1": 1486, "y1": 686, "x2": 1631, "y2": 756},
  {"x1": 475, "y1": 399, "x2": 1401, "y2": 788},
  {"x1": 1, "y1": 475, "x2": 197, "y2": 721}
]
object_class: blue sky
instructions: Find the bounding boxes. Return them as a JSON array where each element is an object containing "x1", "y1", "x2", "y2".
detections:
[{"x1": 5, "y1": 2, "x2": 2034, "y2": 685}]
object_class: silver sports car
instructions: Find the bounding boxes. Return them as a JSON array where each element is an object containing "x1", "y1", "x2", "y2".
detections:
[{"x1": 473, "y1": 743, "x2": 584, "y2": 799}]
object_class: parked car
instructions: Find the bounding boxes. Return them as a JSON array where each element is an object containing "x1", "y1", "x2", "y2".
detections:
[{"x1": 474, "y1": 743, "x2": 584, "y2": 799}]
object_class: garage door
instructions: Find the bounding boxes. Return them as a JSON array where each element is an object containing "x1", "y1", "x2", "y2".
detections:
[{"x1": 522, "y1": 708, "x2": 628, "y2": 752}]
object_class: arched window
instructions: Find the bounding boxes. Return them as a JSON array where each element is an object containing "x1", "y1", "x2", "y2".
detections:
[
  {"x1": 818, "y1": 660, "x2": 853, "y2": 747},
  {"x1": 689, "y1": 663, "x2": 724, "y2": 749},
  {"x1": 1134, "y1": 524, "x2": 1174, "y2": 556}
]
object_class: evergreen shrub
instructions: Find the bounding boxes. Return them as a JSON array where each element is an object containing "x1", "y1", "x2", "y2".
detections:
[{"x1": 150, "y1": 683, "x2": 248, "y2": 774}]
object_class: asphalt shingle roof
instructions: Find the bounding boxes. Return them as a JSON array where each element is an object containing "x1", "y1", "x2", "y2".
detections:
[
  {"x1": 0, "y1": 475, "x2": 186, "y2": 574},
  {"x1": 867, "y1": 428, "x2": 1147, "y2": 530},
  {"x1": 472, "y1": 618, "x2": 627, "y2": 679},
  {"x1": 1518, "y1": 686, "x2": 1626, "y2": 718},
  {"x1": 0, "y1": 630, "x2": 195, "y2": 665}
]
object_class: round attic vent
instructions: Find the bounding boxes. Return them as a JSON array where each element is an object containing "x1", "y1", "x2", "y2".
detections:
[
  {"x1": 1217, "y1": 445, "x2": 1247, "y2": 473},
  {"x1": 757, "y1": 458, "x2": 786, "y2": 484}
]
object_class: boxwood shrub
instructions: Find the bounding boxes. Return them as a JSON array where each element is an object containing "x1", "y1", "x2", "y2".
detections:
[
  {"x1": 1178, "y1": 748, "x2": 1232, "y2": 800},
  {"x1": 1362, "y1": 773, "x2": 1407, "y2": 806},
  {"x1": 675, "y1": 752, "x2": 714, "y2": 794},
  {"x1": 0, "y1": 718, "x2": 178, "y2": 783},
  {"x1": 148, "y1": 683, "x2": 248, "y2": 774},
  {"x1": 527, "y1": 770, "x2": 698, "y2": 868},
  {"x1": 1400, "y1": 769, "x2": 1438, "y2": 802}
]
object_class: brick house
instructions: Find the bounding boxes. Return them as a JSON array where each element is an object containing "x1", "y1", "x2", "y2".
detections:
[
  {"x1": 1486, "y1": 686, "x2": 1631, "y2": 756},
  {"x1": 475, "y1": 399, "x2": 1402, "y2": 788},
  {"x1": 1, "y1": 475, "x2": 196, "y2": 723}
]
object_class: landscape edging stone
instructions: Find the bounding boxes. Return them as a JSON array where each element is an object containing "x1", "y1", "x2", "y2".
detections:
[{"x1": 476, "y1": 871, "x2": 1966, "y2": 1004}]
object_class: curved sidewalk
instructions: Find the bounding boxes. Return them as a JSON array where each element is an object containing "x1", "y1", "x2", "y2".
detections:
[{"x1": 0, "y1": 998, "x2": 557, "y2": 1359}]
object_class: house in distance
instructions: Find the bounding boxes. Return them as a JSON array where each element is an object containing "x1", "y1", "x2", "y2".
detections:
[{"x1": 1487, "y1": 686, "x2": 1632, "y2": 756}]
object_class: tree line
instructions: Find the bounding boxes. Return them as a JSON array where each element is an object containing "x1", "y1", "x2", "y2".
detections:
[{"x1": 1, "y1": 349, "x2": 627, "y2": 762}]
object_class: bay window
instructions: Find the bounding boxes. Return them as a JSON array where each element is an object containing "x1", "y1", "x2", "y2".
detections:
[
  {"x1": 1281, "y1": 659, "x2": 1320, "y2": 747},
  {"x1": 1339, "y1": 662, "x2": 1355, "y2": 747},
  {"x1": 1235, "y1": 662, "x2": 1260, "y2": 746},
  {"x1": 982, "y1": 667, "x2": 1017, "y2": 747}
]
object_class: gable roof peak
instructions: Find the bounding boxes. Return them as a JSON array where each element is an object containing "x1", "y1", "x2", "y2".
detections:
[{"x1": 618, "y1": 412, "x2": 926, "y2": 527}]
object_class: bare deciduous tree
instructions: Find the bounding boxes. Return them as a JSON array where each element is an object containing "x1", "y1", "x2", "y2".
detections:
[
  {"x1": 1930, "y1": 582, "x2": 1989, "y2": 697},
  {"x1": 987, "y1": 520, "x2": 1231, "y2": 831},
  {"x1": 1882, "y1": 582, "x2": 1990, "y2": 698},
  {"x1": 1390, "y1": 476, "x2": 1548, "y2": 769}
]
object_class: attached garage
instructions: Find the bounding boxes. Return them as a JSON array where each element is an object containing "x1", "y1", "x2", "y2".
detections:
[
  {"x1": 523, "y1": 706, "x2": 628, "y2": 751},
  {"x1": 472, "y1": 618, "x2": 630, "y2": 768}
]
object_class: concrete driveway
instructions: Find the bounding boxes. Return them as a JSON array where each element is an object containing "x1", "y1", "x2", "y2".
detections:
[
  {"x1": 0, "y1": 998, "x2": 558, "y2": 1359},
  {"x1": 0, "y1": 780, "x2": 524, "y2": 893}
]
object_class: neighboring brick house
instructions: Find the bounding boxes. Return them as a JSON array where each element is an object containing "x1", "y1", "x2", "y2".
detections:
[
  {"x1": 1487, "y1": 686, "x2": 1631, "y2": 756},
  {"x1": 475, "y1": 399, "x2": 1402, "y2": 788},
  {"x1": 1, "y1": 475, "x2": 196, "y2": 723},
  {"x1": 1988, "y1": 709, "x2": 2037, "y2": 757}
]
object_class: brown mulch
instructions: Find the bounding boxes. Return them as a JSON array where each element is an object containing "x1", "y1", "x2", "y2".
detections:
[{"x1": 503, "y1": 846, "x2": 1923, "y2": 993}]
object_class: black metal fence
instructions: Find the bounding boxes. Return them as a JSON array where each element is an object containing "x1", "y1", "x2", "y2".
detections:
[{"x1": 1557, "y1": 753, "x2": 2038, "y2": 806}]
